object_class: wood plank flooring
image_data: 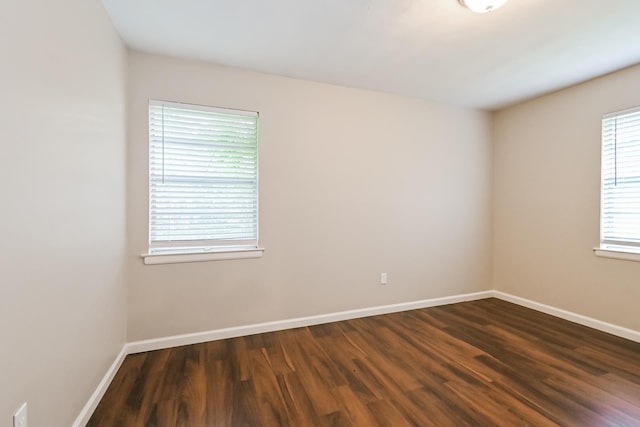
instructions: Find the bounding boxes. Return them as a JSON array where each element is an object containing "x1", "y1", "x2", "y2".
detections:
[{"x1": 87, "y1": 298, "x2": 640, "y2": 426}]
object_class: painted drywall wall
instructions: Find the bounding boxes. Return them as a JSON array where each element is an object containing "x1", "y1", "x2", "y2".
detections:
[
  {"x1": 0, "y1": 1, "x2": 127, "y2": 426},
  {"x1": 493, "y1": 64, "x2": 640, "y2": 332},
  {"x1": 127, "y1": 51, "x2": 493, "y2": 341}
]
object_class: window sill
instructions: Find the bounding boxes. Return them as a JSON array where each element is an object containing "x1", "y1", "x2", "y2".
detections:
[
  {"x1": 593, "y1": 246, "x2": 640, "y2": 262},
  {"x1": 142, "y1": 248, "x2": 264, "y2": 265}
]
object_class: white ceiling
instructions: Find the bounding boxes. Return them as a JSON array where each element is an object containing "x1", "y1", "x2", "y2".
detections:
[{"x1": 102, "y1": 0, "x2": 640, "y2": 110}]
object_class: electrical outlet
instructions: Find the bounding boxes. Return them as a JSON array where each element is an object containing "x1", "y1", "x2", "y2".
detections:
[
  {"x1": 13, "y1": 403, "x2": 27, "y2": 427},
  {"x1": 380, "y1": 273, "x2": 388, "y2": 285}
]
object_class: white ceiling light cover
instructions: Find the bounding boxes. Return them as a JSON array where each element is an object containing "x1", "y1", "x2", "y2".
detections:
[{"x1": 459, "y1": 0, "x2": 508, "y2": 13}]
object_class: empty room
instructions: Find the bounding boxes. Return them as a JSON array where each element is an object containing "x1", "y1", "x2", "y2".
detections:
[{"x1": 2, "y1": 0, "x2": 640, "y2": 426}]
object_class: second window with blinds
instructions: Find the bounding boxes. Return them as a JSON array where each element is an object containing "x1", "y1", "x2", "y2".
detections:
[
  {"x1": 143, "y1": 100, "x2": 262, "y2": 265},
  {"x1": 596, "y1": 106, "x2": 640, "y2": 261}
]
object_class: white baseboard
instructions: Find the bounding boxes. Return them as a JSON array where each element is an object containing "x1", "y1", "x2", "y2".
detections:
[
  {"x1": 125, "y1": 290, "x2": 494, "y2": 354},
  {"x1": 72, "y1": 345, "x2": 127, "y2": 427},
  {"x1": 493, "y1": 291, "x2": 640, "y2": 343}
]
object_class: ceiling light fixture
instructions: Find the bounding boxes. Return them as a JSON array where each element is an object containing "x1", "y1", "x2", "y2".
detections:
[{"x1": 458, "y1": 0, "x2": 507, "y2": 13}]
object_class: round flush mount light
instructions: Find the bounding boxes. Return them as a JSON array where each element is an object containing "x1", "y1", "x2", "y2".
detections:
[{"x1": 458, "y1": 0, "x2": 508, "y2": 13}]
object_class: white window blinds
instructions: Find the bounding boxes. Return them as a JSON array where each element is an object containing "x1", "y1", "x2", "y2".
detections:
[
  {"x1": 149, "y1": 100, "x2": 258, "y2": 253},
  {"x1": 601, "y1": 106, "x2": 640, "y2": 249}
]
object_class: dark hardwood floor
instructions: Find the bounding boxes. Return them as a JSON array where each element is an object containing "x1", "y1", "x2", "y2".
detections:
[{"x1": 87, "y1": 298, "x2": 640, "y2": 426}]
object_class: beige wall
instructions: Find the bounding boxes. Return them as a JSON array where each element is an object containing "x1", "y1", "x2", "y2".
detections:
[
  {"x1": 127, "y1": 51, "x2": 493, "y2": 341},
  {"x1": 0, "y1": 0, "x2": 127, "y2": 426},
  {"x1": 493, "y1": 64, "x2": 640, "y2": 332}
]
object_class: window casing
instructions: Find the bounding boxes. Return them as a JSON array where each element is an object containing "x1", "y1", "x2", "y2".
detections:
[
  {"x1": 147, "y1": 100, "x2": 259, "y2": 257},
  {"x1": 600, "y1": 106, "x2": 640, "y2": 253}
]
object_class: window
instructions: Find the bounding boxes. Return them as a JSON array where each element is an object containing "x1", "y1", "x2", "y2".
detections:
[
  {"x1": 597, "y1": 106, "x2": 640, "y2": 260},
  {"x1": 144, "y1": 100, "x2": 261, "y2": 264}
]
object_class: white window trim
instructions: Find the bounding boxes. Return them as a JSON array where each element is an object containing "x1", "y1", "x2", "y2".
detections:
[
  {"x1": 146, "y1": 100, "x2": 261, "y2": 264},
  {"x1": 142, "y1": 247, "x2": 265, "y2": 265},
  {"x1": 593, "y1": 246, "x2": 640, "y2": 262},
  {"x1": 596, "y1": 106, "x2": 640, "y2": 262}
]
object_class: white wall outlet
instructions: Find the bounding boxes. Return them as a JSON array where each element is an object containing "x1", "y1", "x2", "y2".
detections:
[
  {"x1": 380, "y1": 272, "x2": 388, "y2": 285},
  {"x1": 13, "y1": 403, "x2": 27, "y2": 427}
]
